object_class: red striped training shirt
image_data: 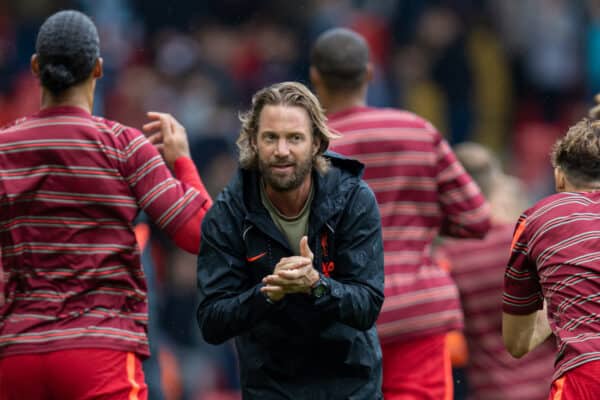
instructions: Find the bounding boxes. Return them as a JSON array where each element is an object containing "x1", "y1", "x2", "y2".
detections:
[
  {"x1": 0, "y1": 106, "x2": 206, "y2": 358},
  {"x1": 328, "y1": 106, "x2": 490, "y2": 342},
  {"x1": 504, "y1": 191, "x2": 600, "y2": 381},
  {"x1": 443, "y1": 224, "x2": 554, "y2": 399}
]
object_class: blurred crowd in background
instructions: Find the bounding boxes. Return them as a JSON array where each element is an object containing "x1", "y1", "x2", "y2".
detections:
[{"x1": 1, "y1": 0, "x2": 598, "y2": 399}]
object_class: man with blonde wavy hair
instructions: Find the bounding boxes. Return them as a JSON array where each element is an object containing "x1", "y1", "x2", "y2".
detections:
[{"x1": 196, "y1": 81, "x2": 385, "y2": 399}]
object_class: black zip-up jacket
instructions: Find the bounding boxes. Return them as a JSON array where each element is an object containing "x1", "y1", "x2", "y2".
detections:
[{"x1": 196, "y1": 153, "x2": 384, "y2": 399}]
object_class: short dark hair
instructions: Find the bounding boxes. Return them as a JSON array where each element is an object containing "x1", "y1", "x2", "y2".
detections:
[
  {"x1": 551, "y1": 118, "x2": 600, "y2": 186},
  {"x1": 36, "y1": 10, "x2": 100, "y2": 95},
  {"x1": 311, "y1": 28, "x2": 369, "y2": 92}
]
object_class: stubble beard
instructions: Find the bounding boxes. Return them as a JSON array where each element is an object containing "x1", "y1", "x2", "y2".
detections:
[{"x1": 259, "y1": 156, "x2": 313, "y2": 192}]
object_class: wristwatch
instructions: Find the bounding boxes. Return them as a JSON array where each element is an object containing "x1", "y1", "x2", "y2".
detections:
[{"x1": 310, "y1": 277, "x2": 330, "y2": 299}]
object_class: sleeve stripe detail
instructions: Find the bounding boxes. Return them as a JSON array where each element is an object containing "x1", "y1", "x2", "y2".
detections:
[
  {"x1": 138, "y1": 179, "x2": 177, "y2": 209},
  {"x1": 156, "y1": 188, "x2": 199, "y2": 228},
  {"x1": 126, "y1": 156, "x2": 163, "y2": 186}
]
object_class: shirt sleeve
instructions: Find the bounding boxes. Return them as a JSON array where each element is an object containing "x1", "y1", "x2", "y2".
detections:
[
  {"x1": 435, "y1": 134, "x2": 491, "y2": 238},
  {"x1": 503, "y1": 215, "x2": 544, "y2": 315},
  {"x1": 117, "y1": 127, "x2": 208, "y2": 237}
]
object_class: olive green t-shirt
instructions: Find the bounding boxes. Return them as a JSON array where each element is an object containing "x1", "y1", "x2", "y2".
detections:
[{"x1": 260, "y1": 181, "x2": 314, "y2": 255}]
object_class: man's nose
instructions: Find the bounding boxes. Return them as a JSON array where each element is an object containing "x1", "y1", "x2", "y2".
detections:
[{"x1": 275, "y1": 138, "x2": 290, "y2": 156}]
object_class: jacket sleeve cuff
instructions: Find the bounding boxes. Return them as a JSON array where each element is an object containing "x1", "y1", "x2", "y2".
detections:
[{"x1": 251, "y1": 284, "x2": 287, "y2": 314}]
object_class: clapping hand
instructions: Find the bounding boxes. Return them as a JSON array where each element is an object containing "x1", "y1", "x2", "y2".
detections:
[{"x1": 260, "y1": 236, "x2": 320, "y2": 302}]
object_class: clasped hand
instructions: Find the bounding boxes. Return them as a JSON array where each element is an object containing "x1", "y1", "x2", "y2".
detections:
[{"x1": 260, "y1": 236, "x2": 320, "y2": 302}]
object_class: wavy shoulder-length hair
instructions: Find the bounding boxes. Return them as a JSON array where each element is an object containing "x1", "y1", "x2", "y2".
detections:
[{"x1": 236, "y1": 81, "x2": 340, "y2": 174}]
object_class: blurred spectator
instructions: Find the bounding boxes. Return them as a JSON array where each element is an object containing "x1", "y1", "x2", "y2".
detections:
[
  {"x1": 466, "y1": 16, "x2": 512, "y2": 153},
  {"x1": 416, "y1": 5, "x2": 474, "y2": 143},
  {"x1": 190, "y1": 137, "x2": 238, "y2": 198},
  {"x1": 585, "y1": 0, "x2": 600, "y2": 97},
  {"x1": 392, "y1": 43, "x2": 447, "y2": 134},
  {"x1": 511, "y1": 0, "x2": 583, "y2": 122},
  {"x1": 511, "y1": 120, "x2": 561, "y2": 200}
]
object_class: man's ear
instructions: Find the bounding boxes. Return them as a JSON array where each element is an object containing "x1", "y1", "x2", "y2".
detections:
[
  {"x1": 93, "y1": 57, "x2": 103, "y2": 79},
  {"x1": 313, "y1": 135, "x2": 321, "y2": 156},
  {"x1": 554, "y1": 167, "x2": 566, "y2": 192},
  {"x1": 365, "y1": 62, "x2": 374, "y2": 83},
  {"x1": 31, "y1": 54, "x2": 40, "y2": 77}
]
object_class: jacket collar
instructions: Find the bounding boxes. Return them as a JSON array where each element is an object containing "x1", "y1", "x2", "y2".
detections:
[{"x1": 239, "y1": 152, "x2": 364, "y2": 238}]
